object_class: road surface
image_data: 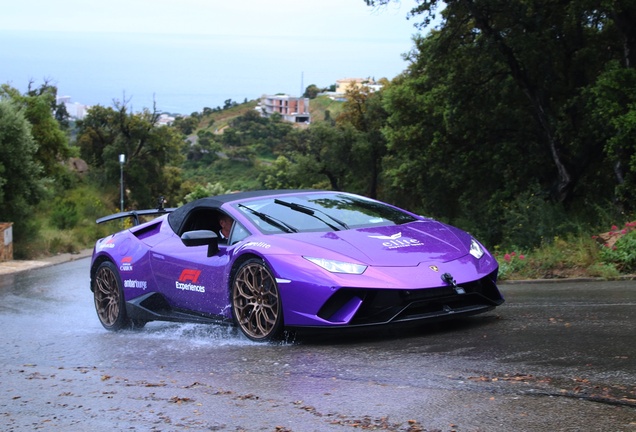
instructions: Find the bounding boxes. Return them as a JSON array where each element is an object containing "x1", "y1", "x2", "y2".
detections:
[{"x1": 1, "y1": 258, "x2": 635, "y2": 431}]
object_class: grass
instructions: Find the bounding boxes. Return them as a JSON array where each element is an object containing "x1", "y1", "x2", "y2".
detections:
[
  {"x1": 194, "y1": 95, "x2": 344, "y2": 132},
  {"x1": 308, "y1": 95, "x2": 345, "y2": 122},
  {"x1": 197, "y1": 100, "x2": 259, "y2": 134},
  {"x1": 15, "y1": 183, "x2": 114, "y2": 259}
]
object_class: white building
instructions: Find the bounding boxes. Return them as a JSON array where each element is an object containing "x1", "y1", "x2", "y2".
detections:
[{"x1": 56, "y1": 96, "x2": 90, "y2": 120}]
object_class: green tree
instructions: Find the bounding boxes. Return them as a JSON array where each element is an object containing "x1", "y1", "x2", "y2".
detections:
[
  {"x1": 303, "y1": 84, "x2": 322, "y2": 99},
  {"x1": 366, "y1": 0, "x2": 636, "y2": 245},
  {"x1": 0, "y1": 99, "x2": 45, "y2": 248},
  {"x1": 261, "y1": 155, "x2": 305, "y2": 189},
  {"x1": 585, "y1": 62, "x2": 636, "y2": 210},
  {"x1": 219, "y1": 110, "x2": 294, "y2": 160},
  {"x1": 173, "y1": 115, "x2": 199, "y2": 135},
  {"x1": 77, "y1": 101, "x2": 186, "y2": 208},
  {"x1": 76, "y1": 105, "x2": 119, "y2": 168},
  {"x1": 223, "y1": 99, "x2": 238, "y2": 110},
  {"x1": 281, "y1": 122, "x2": 363, "y2": 191},
  {"x1": 185, "y1": 130, "x2": 221, "y2": 167},
  {"x1": 1, "y1": 83, "x2": 71, "y2": 179},
  {"x1": 183, "y1": 182, "x2": 231, "y2": 203},
  {"x1": 336, "y1": 84, "x2": 389, "y2": 198}
]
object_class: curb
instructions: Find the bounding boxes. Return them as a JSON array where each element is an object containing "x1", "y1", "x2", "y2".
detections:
[
  {"x1": 500, "y1": 274, "x2": 636, "y2": 285},
  {"x1": 0, "y1": 249, "x2": 93, "y2": 276}
]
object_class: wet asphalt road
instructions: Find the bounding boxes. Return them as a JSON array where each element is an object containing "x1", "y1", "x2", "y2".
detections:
[{"x1": 0, "y1": 258, "x2": 635, "y2": 431}]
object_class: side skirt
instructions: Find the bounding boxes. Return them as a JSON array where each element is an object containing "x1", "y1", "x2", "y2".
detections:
[{"x1": 126, "y1": 292, "x2": 231, "y2": 326}]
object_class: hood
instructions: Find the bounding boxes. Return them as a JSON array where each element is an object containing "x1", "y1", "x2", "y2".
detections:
[{"x1": 277, "y1": 220, "x2": 471, "y2": 267}]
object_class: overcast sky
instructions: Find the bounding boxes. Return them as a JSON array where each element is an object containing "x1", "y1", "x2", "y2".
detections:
[
  {"x1": 2, "y1": 0, "x2": 417, "y2": 37},
  {"x1": 1, "y1": 0, "x2": 424, "y2": 113}
]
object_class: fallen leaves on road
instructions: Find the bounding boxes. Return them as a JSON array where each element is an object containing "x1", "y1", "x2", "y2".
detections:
[
  {"x1": 468, "y1": 373, "x2": 548, "y2": 384},
  {"x1": 169, "y1": 396, "x2": 193, "y2": 404},
  {"x1": 235, "y1": 393, "x2": 259, "y2": 400},
  {"x1": 466, "y1": 372, "x2": 636, "y2": 408}
]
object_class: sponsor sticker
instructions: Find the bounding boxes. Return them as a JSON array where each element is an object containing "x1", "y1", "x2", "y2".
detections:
[
  {"x1": 179, "y1": 269, "x2": 201, "y2": 283},
  {"x1": 176, "y1": 269, "x2": 205, "y2": 293},
  {"x1": 244, "y1": 241, "x2": 271, "y2": 249},
  {"x1": 98, "y1": 238, "x2": 116, "y2": 250},
  {"x1": 368, "y1": 232, "x2": 423, "y2": 249},
  {"x1": 120, "y1": 256, "x2": 133, "y2": 271},
  {"x1": 124, "y1": 279, "x2": 147, "y2": 290}
]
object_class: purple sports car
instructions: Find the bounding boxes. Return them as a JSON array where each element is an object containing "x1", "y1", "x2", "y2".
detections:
[{"x1": 90, "y1": 190, "x2": 503, "y2": 341}]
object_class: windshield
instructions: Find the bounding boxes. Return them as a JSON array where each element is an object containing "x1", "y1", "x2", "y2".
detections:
[{"x1": 235, "y1": 192, "x2": 417, "y2": 234}]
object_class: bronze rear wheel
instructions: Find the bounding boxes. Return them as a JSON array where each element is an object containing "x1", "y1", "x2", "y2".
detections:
[{"x1": 93, "y1": 261, "x2": 131, "y2": 330}]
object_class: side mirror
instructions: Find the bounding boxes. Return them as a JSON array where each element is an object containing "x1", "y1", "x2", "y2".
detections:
[{"x1": 181, "y1": 230, "x2": 219, "y2": 257}]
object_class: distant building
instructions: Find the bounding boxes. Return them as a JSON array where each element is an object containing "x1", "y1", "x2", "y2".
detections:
[
  {"x1": 316, "y1": 78, "x2": 383, "y2": 101},
  {"x1": 56, "y1": 96, "x2": 90, "y2": 120},
  {"x1": 157, "y1": 113, "x2": 175, "y2": 126},
  {"x1": 259, "y1": 94, "x2": 310, "y2": 123},
  {"x1": 335, "y1": 78, "x2": 381, "y2": 94}
]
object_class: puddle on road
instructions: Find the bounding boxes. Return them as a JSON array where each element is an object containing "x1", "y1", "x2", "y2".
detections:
[
  {"x1": 101, "y1": 321, "x2": 298, "y2": 353},
  {"x1": 135, "y1": 321, "x2": 258, "y2": 347}
]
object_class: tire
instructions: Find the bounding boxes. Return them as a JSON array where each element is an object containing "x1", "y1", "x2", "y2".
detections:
[
  {"x1": 231, "y1": 258, "x2": 283, "y2": 341},
  {"x1": 93, "y1": 261, "x2": 132, "y2": 331}
]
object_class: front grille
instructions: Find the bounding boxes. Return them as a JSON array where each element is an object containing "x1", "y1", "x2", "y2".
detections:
[{"x1": 317, "y1": 273, "x2": 503, "y2": 325}]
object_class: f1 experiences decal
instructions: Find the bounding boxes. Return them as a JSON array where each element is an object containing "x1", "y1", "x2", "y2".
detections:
[{"x1": 176, "y1": 269, "x2": 205, "y2": 293}]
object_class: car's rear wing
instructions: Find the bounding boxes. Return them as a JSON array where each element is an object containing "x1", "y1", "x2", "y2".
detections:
[{"x1": 96, "y1": 208, "x2": 176, "y2": 226}]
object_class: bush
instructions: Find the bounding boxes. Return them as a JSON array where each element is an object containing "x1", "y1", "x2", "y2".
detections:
[
  {"x1": 494, "y1": 251, "x2": 528, "y2": 280},
  {"x1": 599, "y1": 223, "x2": 636, "y2": 272},
  {"x1": 587, "y1": 262, "x2": 621, "y2": 279},
  {"x1": 500, "y1": 188, "x2": 575, "y2": 248},
  {"x1": 182, "y1": 182, "x2": 231, "y2": 203},
  {"x1": 50, "y1": 199, "x2": 80, "y2": 230}
]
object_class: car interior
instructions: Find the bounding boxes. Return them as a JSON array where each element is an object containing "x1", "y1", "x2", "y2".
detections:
[{"x1": 179, "y1": 208, "x2": 224, "y2": 238}]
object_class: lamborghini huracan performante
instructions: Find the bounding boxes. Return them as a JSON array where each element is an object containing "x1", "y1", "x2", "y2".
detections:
[{"x1": 90, "y1": 190, "x2": 504, "y2": 341}]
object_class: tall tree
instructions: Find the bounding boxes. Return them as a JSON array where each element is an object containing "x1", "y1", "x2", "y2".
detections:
[
  {"x1": 77, "y1": 101, "x2": 186, "y2": 208},
  {"x1": 1, "y1": 83, "x2": 71, "y2": 179},
  {"x1": 585, "y1": 61, "x2": 636, "y2": 210},
  {"x1": 336, "y1": 83, "x2": 389, "y2": 198},
  {"x1": 272, "y1": 122, "x2": 364, "y2": 191},
  {"x1": 0, "y1": 100, "x2": 45, "y2": 246},
  {"x1": 366, "y1": 0, "x2": 636, "y2": 243}
]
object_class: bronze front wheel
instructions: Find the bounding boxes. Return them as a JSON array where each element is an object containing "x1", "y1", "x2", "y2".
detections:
[{"x1": 232, "y1": 259, "x2": 283, "y2": 341}]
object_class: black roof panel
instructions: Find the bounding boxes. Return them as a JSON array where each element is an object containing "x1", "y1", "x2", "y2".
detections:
[{"x1": 167, "y1": 189, "x2": 315, "y2": 233}]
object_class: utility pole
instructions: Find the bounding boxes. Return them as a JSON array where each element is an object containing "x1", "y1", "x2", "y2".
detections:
[{"x1": 119, "y1": 154, "x2": 125, "y2": 212}]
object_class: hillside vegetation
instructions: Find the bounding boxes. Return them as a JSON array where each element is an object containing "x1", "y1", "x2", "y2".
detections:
[{"x1": 4, "y1": 89, "x2": 635, "y2": 280}]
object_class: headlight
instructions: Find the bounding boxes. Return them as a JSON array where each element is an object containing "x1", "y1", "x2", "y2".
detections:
[
  {"x1": 469, "y1": 239, "x2": 485, "y2": 259},
  {"x1": 304, "y1": 257, "x2": 367, "y2": 274}
]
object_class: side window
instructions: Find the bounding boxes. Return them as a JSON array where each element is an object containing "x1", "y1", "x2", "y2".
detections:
[
  {"x1": 179, "y1": 208, "x2": 249, "y2": 244},
  {"x1": 181, "y1": 209, "x2": 221, "y2": 236},
  {"x1": 228, "y1": 221, "x2": 249, "y2": 244}
]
